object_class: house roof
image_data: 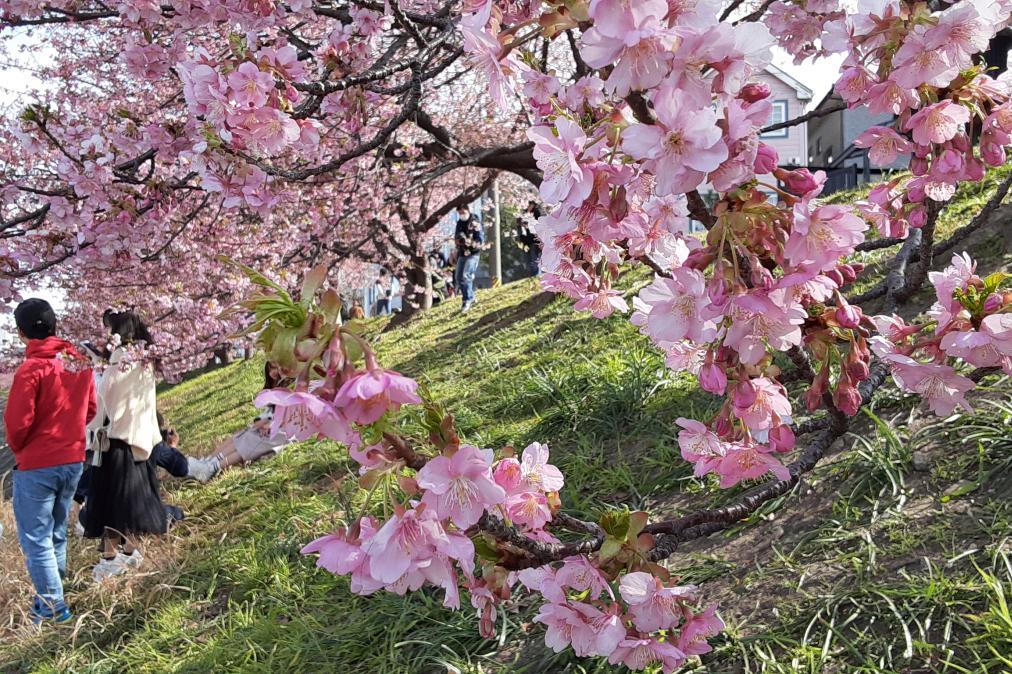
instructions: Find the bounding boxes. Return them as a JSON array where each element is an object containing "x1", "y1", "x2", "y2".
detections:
[{"x1": 763, "y1": 64, "x2": 814, "y2": 100}]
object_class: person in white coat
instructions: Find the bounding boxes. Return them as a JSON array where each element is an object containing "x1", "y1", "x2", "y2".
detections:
[{"x1": 82, "y1": 310, "x2": 168, "y2": 581}]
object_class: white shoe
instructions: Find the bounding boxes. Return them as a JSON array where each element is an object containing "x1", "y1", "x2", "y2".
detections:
[
  {"x1": 187, "y1": 457, "x2": 219, "y2": 483},
  {"x1": 93, "y1": 556, "x2": 129, "y2": 582},
  {"x1": 74, "y1": 521, "x2": 85, "y2": 537},
  {"x1": 461, "y1": 301, "x2": 473, "y2": 313}
]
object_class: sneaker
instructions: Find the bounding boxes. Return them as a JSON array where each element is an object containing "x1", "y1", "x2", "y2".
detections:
[
  {"x1": 31, "y1": 604, "x2": 73, "y2": 625},
  {"x1": 461, "y1": 300, "x2": 473, "y2": 314},
  {"x1": 187, "y1": 457, "x2": 219, "y2": 483},
  {"x1": 119, "y1": 550, "x2": 144, "y2": 568},
  {"x1": 93, "y1": 556, "x2": 129, "y2": 582},
  {"x1": 74, "y1": 521, "x2": 85, "y2": 538}
]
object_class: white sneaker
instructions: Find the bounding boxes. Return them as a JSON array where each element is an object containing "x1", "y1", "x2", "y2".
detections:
[
  {"x1": 187, "y1": 457, "x2": 219, "y2": 483},
  {"x1": 74, "y1": 521, "x2": 85, "y2": 537},
  {"x1": 119, "y1": 550, "x2": 143, "y2": 568},
  {"x1": 93, "y1": 556, "x2": 129, "y2": 582},
  {"x1": 461, "y1": 301, "x2": 473, "y2": 313}
]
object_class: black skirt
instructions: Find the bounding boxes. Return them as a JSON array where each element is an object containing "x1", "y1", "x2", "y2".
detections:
[{"x1": 82, "y1": 439, "x2": 168, "y2": 538}]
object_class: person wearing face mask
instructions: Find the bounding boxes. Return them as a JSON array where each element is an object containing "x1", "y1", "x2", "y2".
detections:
[{"x1": 453, "y1": 204, "x2": 485, "y2": 313}]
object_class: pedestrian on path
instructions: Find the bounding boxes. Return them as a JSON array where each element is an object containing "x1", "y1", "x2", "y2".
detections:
[{"x1": 4, "y1": 299, "x2": 96, "y2": 623}]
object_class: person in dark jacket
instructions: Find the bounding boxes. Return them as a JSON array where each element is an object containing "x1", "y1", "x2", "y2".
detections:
[
  {"x1": 453, "y1": 204, "x2": 484, "y2": 313},
  {"x1": 5, "y1": 298, "x2": 96, "y2": 623},
  {"x1": 517, "y1": 200, "x2": 544, "y2": 277}
]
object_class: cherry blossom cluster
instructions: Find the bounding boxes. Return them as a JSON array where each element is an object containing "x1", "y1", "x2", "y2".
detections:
[
  {"x1": 870, "y1": 253, "x2": 1012, "y2": 415},
  {"x1": 768, "y1": 0, "x2": 1012, "y2": 238},
  {"x1": 222, "y1": 263, "x2": 724, "y2": 671},
  {"x1": 458, "y1": 0, "x2": 1012, "y2": 487}
]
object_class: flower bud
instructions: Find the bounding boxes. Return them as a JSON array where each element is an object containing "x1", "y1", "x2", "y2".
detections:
[
  {"x1": 835, "y1": 299, "x2": 862, "y2": 328},
  {"x1": 776, "y1": 168, "x2": 820, "y2": 195},
  {"x1": 839, "y1": 264, "x2": 858, "y2": 284},
  {"x1": 983, "y1": 292, "x2": 1003, "y2": 313},
  {"x1": 713, "y1": 408, "x2": 734, "y2": 437},
  {"x1": 910, "y1": 156, "x2": 929, "y2": 175},
  {"x1": 965, "y1": 156, "x2": 986, "y2": 181},
  {"x1": 732, "y1": 378, "x2": 758, "y2": 410},
  {"x1": 825, "y1": 269, "x2": 845, "y2": 287},
  {"x1": 740, "y1": 82, "x2": 771, "y2": 102},
  {"x1": 768, "y1": 424, "x2": 796, "y2": 453},
  {"x1": 753, "y1": 143, "x2": 779, "y2": 174},
  {"x1": 908, "y1": 206, "x2": 927, "y2": 229},
  {"x1": 833, "y1": 373, "x2": 862, "y2": 416},
  {"x1": 699, "y1": 362, "x2": 727, "y2": 395}
]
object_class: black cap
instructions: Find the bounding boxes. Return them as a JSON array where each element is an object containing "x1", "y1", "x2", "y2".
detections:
[{"x1": 14, "y1": 298, "x2": 57, "y2": 340}]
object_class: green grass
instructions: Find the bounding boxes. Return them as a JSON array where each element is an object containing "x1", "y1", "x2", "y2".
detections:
[{"x1": 2, "y1": 176, "x2": 1012, "y2": 673}]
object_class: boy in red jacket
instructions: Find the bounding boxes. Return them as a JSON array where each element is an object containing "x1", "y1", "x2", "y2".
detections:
[{"x1": 5, "y1": 298, "x2": 96, "y2": 624}]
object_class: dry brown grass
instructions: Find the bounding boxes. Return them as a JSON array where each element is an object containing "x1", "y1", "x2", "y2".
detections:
[{"x1": 0, "y1": 472, "x2": 191, "y2": 650}]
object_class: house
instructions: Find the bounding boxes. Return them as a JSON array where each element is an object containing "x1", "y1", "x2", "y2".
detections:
[
  {"x1": 808, "y1": 28, "x2": 1012, "y2": 195},
  {"x1": 756, "y1": 64, "x2": 813, "y2": 168},
  {"x1": 688, "y1": 65, "x2": 813, "y2": 230},
  {"x1": 806, "y1": 91, "x2": 909, "y2": 194}
]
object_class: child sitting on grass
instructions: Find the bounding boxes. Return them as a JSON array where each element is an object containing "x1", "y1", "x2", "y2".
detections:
[{"x1": 4, "y1": 299, "x2": 96, "y2": 624}]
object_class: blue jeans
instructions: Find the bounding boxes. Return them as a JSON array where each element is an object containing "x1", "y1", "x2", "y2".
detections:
[
  {"x1": 455, "y1": 254, "x2": 480, "y2": 303},
  {"x1": 524, "y1": 248, "x2": 542, "y2": 277},
  {"x1": 13, "y1": 462, "x2": 83, "y2": 615}
]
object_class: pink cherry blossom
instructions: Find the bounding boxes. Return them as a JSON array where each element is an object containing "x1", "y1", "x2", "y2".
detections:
[
  {"x1": 619, "y1": 571, "x2": 698, "y2": 632},
  {"x1": 519, "y1": 442, "x2": 565, "y2": 493},
  {"x1": 732, "y1": 377, "x2": 792, "y2": 430},
  {"x1": 905, "y1": 101, "x2": 971, "y2": 147},
  {"x1": 364, "y1": 506, "x2": 447, "y2": 584},
  {"x1": 635, "y1": 268, "x2": 719, "y2": 346},
  {"x1": 574, "y1": 288, "x2": 630, "y2": 319},
  {"x1": 556, "y1": 556, "x2": 612, "y2": 599},
  {"x1": 607, "y1": 636, "x2": 687, "y2": 673},
  {"x1": 854, "y1": 126, "x2": 913, "y2": 165},
  {"x1": 716, "y1": 442, "x2": 791, "y2": 487},
  {"x1": 568, "y1": 601, "x2": 628, "y2": 658},
  {"x1": 417, "y1": 445, "x2": 506, "y2": 528},
  {"x1": 227, "y1": 61, "x2": 275, "y2": 109},
  {"x1": 676, "y1": 417, "x2": 727, "y2": 477},
  {"x1": 884, "y1": 355, "x2": 975, "y2": 416},
  {"x1": 621, "y1": 85, "x2": 728, "y2": 195},
  {"x1": 506, "y1": 490, "x2": 553, "y2": 529},
  {"x1": 334, "y1": 369, "x2": 422, "y2": 425},
  {"x1": 725, "y1": 292, "x2": 806, "y2": 365},
  {"x1": 891, "y1": 31, "x2": 959, "y2": 89},
  {"x1": 255, "y1": 388, "x2": 358, "y2": 445},
  {"x1": 785, "y1": 203, "x2": 867, "y2": 273},
  {"x1": 527, "y1": 118, "x2": 595, "y2": 206},
  {"x1": 677, "y1": 604, "x2": 724, "y2": 656},
  {"x1": 493, "y1": 457, "x2": 523, "y2": 493}
]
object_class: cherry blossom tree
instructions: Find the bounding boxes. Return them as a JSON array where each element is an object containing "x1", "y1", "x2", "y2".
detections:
[{"x1": 4, "y1": 0, "x2": 1012, "y2": 670}]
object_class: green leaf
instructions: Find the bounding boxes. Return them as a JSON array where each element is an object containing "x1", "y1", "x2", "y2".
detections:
[
  {"x1": 599, "y1": 508, "x2": 631, "y2": 540},
  {"x1": 983, "y1": 272, "x2": 1010, "y2": 293},
  {"x1": 269, "y1": 327, "x2": 299, "y2": 371},
  {"x1": 598, "y1": 537, "x2": 623, "y2": 562},
  {"x1": 300, "y1": 264, "x2": 328, "y2": 306},
  {"x1": 472, "y1": 535, "x2": 500, "y2": 562},
  {"x1": 319, "y1": 289, "x2": 342, "y2": 325},
  {"x1": 628, "y1": 511, "x2": 649, "y2": 538}
]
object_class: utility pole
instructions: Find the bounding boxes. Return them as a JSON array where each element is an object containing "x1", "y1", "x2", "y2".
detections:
[{"x1": 491, "y1": 177, "x2": 502, "y2": 285}]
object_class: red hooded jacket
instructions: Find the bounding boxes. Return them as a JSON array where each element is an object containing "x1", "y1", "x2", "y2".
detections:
[{"x1": 4, "y1": 336, "x2": 97, "y2": 470}]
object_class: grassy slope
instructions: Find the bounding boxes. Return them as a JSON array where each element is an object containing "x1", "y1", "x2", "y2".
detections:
[{"x1": 1, "y1": 176, "x2": 1011, "y2": 673}]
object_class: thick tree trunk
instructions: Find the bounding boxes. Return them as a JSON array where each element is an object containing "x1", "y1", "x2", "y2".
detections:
[{"x1": 386, "y1": 251, "x2": 432, "y2": 329}]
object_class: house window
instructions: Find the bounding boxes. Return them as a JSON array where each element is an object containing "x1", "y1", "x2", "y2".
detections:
[{"x1": 760, "y1": 100, "x2": 789, "y2": 138}]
